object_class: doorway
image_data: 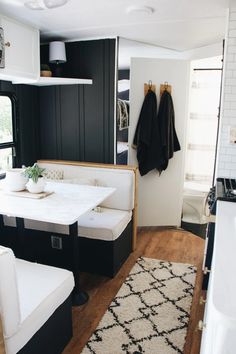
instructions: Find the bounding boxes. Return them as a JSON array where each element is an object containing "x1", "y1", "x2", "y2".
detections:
[{"x1": 182, "y1": 56, "x2": 222, "y2": 237}]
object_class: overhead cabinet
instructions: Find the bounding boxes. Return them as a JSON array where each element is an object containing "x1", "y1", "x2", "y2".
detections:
[
  {"x1": 0, "y1": 15, "x2": 40, "y2": 82},
  {"x1": 0, "y1": 15, "x2": 92, "y2": 85}
]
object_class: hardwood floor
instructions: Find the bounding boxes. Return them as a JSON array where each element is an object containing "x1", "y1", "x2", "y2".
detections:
[
  {"x1": 63, "y1": 228, "x2": 205, "y2": 354},
  {"x1": 0, "y1": 318, "x2": 5, "y2": 354}
]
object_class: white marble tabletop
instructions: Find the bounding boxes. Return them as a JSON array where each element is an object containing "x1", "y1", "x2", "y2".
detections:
[{"x1": 0, "y1": 181, "x2": 115, "y2": 225}]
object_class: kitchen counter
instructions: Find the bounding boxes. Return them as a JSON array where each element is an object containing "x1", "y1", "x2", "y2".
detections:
[{"x1": 200, "y1": 200, "x2": 236, "y2": 354}]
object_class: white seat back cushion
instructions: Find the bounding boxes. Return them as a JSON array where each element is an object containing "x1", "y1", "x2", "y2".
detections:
[
  {"x1": 5, "y1": 259, "x2": 75, "y2": 354},
  {"x1": 38, "y1": 163, "x2": 135, "y2": 211},
  {"x1": 0, "y1": 246, "x2": 21, "y2": 338}
]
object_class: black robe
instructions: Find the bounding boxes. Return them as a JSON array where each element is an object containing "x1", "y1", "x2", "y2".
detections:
[
  {"x1": 133, "y1": 90, "x2": 163, "y2": 176},
  {"x1": 157, "y1": 90, "x2": 181, "y2": 173}
]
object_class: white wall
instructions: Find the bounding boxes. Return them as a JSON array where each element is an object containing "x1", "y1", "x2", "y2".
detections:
[
  {"x1": 128, "y1": 58, "x2": 190, "y2": 226},
  {"x1": 119, "y1": 38, "x2": 223, "y2": 69},
  {"x1": 183, "y1": 42, "x2": 223, "y2": 61},
  {"x1": 216, "y1": 7, "x2": 236, "y2": 178},
  {"x1": 119, "y1": 38, "x2": 183, "y2": 69}
]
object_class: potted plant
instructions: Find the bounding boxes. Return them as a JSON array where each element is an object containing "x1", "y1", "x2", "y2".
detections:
[
  {"x1": 24, "y1": 163, "x2": 46, "y2": 193},
  {"x1": 40, "y1": 64, "x2": 52, "y2": 77}
]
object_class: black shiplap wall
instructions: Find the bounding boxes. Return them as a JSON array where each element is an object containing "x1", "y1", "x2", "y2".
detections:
[
  {"x1": 0, "y1": 38, "x2": 116, "y2": 166},
  {"x1": 0, "y1": 80, "x2": 39, "y2": 167},
  {"x1": 39, "y1": 86, "x2": 58, "y2": 159},
  {"x1": 15, "y1": 85, "x2": 40, "y2": 165},
  {"x1": 40, "y1": 38, "x2": 116, "y2": 163}
]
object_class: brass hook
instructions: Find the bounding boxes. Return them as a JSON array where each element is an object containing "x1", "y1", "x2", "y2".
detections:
[
  {"x1": 148, "y1": 80, "x2": 152, "y2": 90},
  {"x1": 164, "y1": 81, "x2": 169, "y2": 90}
]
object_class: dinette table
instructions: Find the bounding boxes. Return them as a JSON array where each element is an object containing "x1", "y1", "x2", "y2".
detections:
[{"x1": 0, "y1": 181, "x2": 115, "y2": 306}]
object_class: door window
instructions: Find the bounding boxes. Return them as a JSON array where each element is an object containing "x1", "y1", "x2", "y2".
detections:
[{"x1": 0, "y1": 93, "x2": 17, "y2": 176}]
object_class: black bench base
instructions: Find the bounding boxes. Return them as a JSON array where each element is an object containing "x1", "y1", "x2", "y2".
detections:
[
  {"x1": 78, "y1": 220, "x2": 133, "y2": 277},
  {"x1": 0, "y1": 220, "x2": 133, "y2": 278},
  {"x1": 18, "y1": 296, "x2": 73, "y2": 354}
]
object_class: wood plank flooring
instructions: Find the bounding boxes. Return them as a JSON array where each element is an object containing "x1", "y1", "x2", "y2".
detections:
[
  {"x1": 0, "y1": 318, "x2": 5, "y2": 354},
  {"x1": 63, "y1": 228, "x2": 205, "y2": 354}
]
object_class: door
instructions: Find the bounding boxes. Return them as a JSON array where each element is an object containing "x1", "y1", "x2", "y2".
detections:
[
  {"x1": 0, "y1": 15, "x2": 39, "y2": 81},
  {"x1": 129, "y1": 57, "x2": 190, "y2": 226}
]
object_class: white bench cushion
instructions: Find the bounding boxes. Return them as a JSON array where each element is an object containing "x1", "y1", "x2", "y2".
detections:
[
  {"x1": 78, "y1": 208, "x2": 132, "y2": 241},
  {"x1": 5, "y1": 259, "x2": 74, "y2": 354},
  {"x1": 0, "y1": 246, "x2": 20, "y2": 339},
  {"x1": 3, "y1": 208, "x2": 132, "y2": 242}
]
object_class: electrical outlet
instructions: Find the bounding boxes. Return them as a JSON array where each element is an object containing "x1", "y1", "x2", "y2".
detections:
[{"x1": 51, "y1": 235, "x2": 62, "y2": 250}]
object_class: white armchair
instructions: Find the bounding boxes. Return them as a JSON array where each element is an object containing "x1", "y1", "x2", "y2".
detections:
[{"x1": 0, "y1": 246, "x2": 74, "y2": 354}]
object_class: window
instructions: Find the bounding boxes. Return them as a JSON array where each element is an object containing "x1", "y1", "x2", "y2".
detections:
[
  {"x1": 0, "y1": 92, "x2": 17, "y2": 176},
  {"x1": 184, "y1": 56, "x2": 222, "y2": 191}
]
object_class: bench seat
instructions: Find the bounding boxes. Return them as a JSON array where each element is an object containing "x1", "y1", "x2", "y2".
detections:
[
  {"x1": 0, "y1": 160, "x2": 138, "y2": 277},
  {"x1": 0, "y1": 246, "x2": 74, "y2": 354},
  {"x1": 3, "y1": 209, "x2": 133, "y2": 277},
  {"x1": 22, "y1": 208, "x2": 132, "y2": 241},
  {"x1": 78, "y1": 208, "x2": 132, "y2": 241}
]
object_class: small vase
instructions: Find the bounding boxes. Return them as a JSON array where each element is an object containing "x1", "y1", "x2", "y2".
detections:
[
  {"x1": 26, "y1": 178, "x2": 45, "y2": 194},
  {"x1": 5, "y1": 168, "x2": 28, "y2": 192}
]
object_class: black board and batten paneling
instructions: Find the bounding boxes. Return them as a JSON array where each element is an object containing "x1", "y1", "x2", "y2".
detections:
[
  {"x1": 60, "y1": 85, "x2": 80, "y2": 161},
  {"x1": 39, "y1": 86, "x2": 58, "y2": 159},
  {"x1": 40, "y1": 38, "x2": 116, "y2": 163},
  {"x1": 15, "y1": 85, "x2": 40, "y2": 165},
  {"x1": 0, "y1": 38, "x2": 116, "y2": 165},
  {"x1": 0, "y1": 80, "x2": 39, "y2": 167}
]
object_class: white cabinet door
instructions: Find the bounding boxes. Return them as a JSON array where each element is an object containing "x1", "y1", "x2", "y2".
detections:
[
  {"x1": 129, "y1": 58, "x2": 190, "y2": 226},
  {"x1": 0, "y1": 15, "x2": 40, "y2": 82}
]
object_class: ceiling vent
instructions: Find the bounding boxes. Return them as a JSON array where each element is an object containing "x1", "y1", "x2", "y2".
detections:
[
  {"x1": 24, "y1": 0, "x2": 69, "y2": 10},
  {"x1": 126, "y1": 6, "x2": 155, "y2": 15}
]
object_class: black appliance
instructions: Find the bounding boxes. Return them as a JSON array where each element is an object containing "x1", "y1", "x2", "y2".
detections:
[{"x1": 202, "y1": 177, "x2": 236, "y2": 290}]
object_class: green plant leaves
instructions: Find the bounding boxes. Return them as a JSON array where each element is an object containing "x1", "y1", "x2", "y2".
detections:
[{"x1": 23, "y1": 163, "x2": 45, "y2": 183}]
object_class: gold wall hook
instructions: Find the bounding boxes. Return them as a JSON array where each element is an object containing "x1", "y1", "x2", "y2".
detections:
[
  {"x1": 160, "y1": 82, "x2": 172, "y2": 96},
  {"x1": 144, "y1": 81, "x2": 156, "y2": 96}
]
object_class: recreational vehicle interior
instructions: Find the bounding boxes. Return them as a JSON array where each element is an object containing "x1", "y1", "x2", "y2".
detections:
[{"x1": 0, "y1": 0, "x2": 235, "y2": 353}]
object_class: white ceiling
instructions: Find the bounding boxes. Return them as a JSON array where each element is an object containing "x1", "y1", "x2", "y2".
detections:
[{"x1": 0, "y1": 0, "x2": 229, "y2": 51}]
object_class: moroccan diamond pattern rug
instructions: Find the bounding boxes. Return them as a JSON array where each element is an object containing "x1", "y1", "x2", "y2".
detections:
[{"x1": 81, "y1": 257, "x2": 197, "y2": 354}]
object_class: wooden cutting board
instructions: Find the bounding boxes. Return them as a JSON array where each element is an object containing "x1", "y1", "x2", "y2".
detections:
[{"x1": 5, "y1": 190, "x2": 54, "y2": 199}]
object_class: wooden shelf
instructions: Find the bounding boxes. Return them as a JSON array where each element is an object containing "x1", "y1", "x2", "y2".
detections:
[{"x1": 13, "y1": 77, "x2": 92, "y2": 86}]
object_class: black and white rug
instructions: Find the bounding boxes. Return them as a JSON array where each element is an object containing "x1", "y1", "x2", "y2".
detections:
[{"x1": 81, "y1": 257, "x2": 197, "y2": 354}]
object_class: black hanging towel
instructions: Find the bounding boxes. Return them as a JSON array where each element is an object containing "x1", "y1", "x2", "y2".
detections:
[
  {"x1": 133, "y1": 90, "x2": 163, "y2": 176},
  {"x1": 157, "y1": 90, "x2": 180, "y2": 173}
]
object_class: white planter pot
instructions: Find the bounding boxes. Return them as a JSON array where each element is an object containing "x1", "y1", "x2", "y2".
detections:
[
  {"x1": 26, "y1": 178, "x2": 45, "y2": 194},
  {"x1": 5, "y1": 168, "x2": 28, "y2": 192}
]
